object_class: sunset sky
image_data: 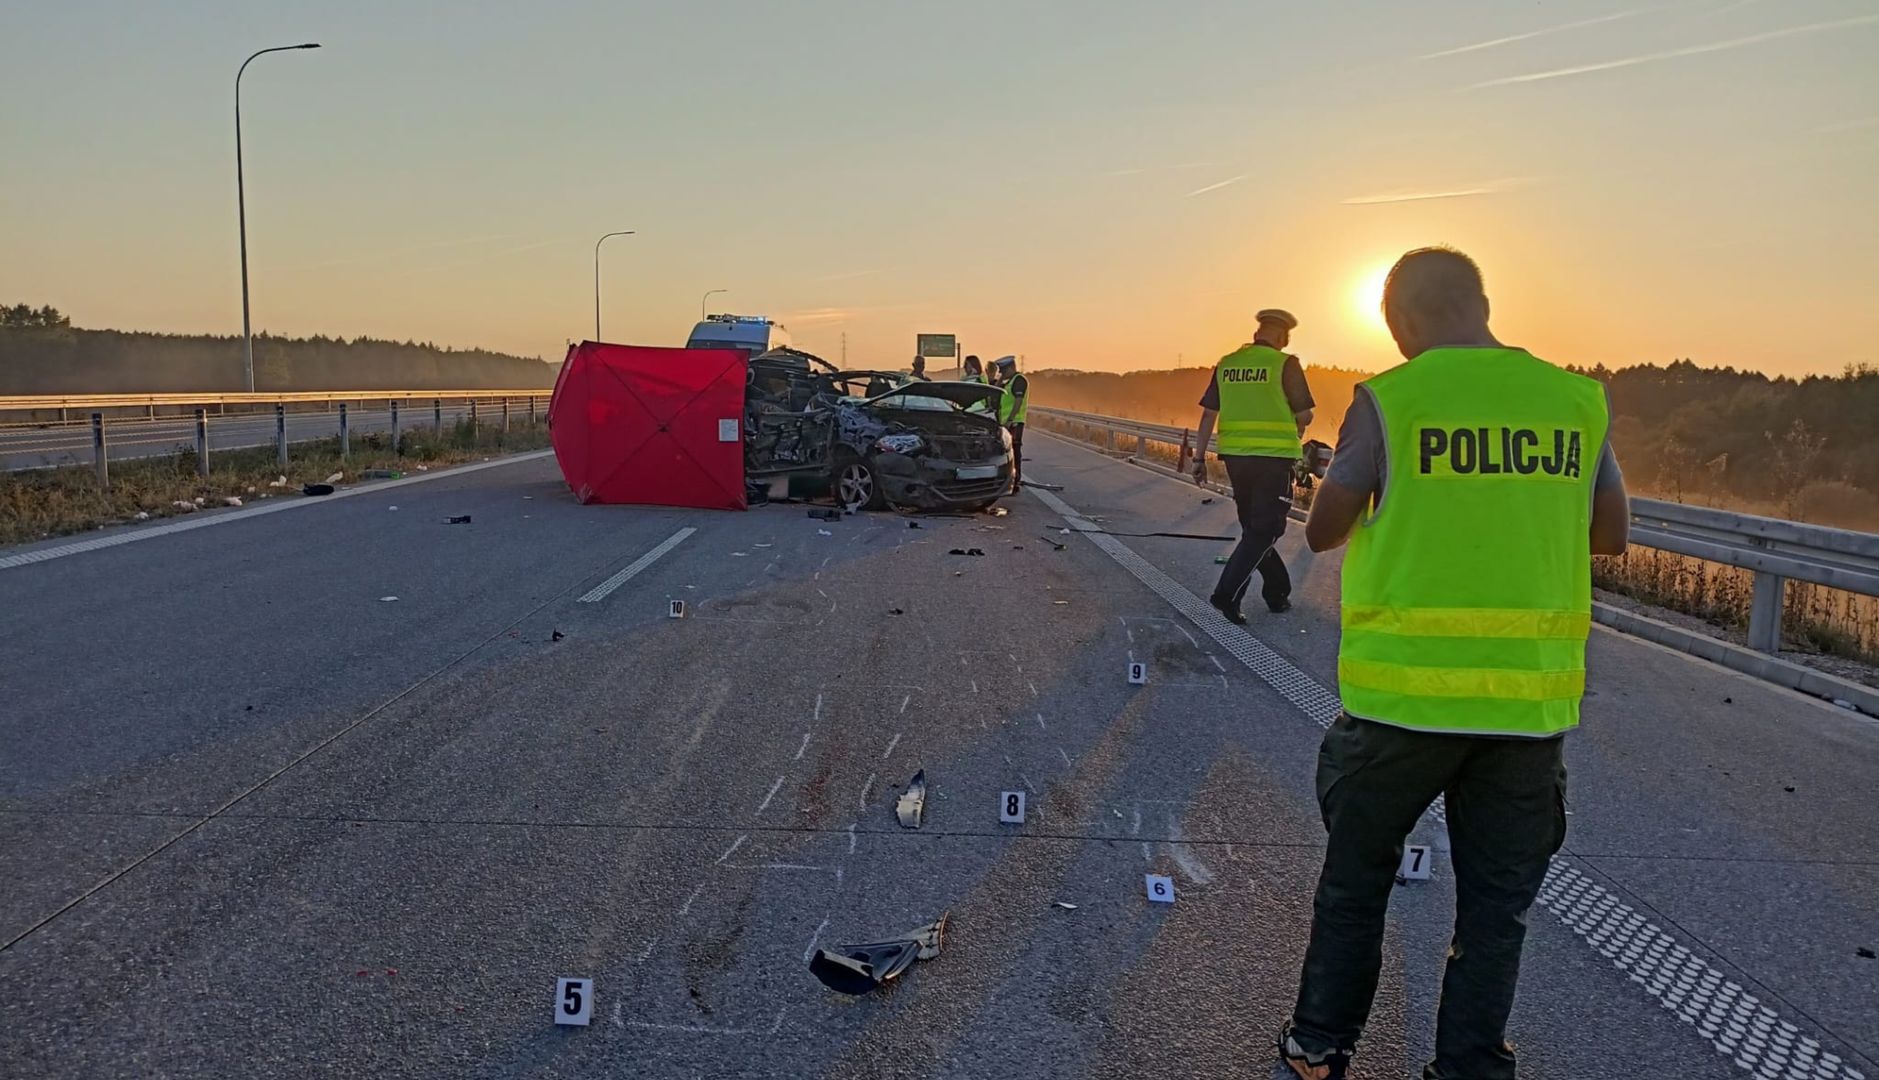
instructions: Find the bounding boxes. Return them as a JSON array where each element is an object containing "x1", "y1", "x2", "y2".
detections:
[{"x1": 4, "y1": 1, "x2": 1877, "y2": 378}]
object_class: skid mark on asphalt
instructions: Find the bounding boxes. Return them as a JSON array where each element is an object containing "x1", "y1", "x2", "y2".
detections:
[{"x1": 1031, "y1": 481, "x2": 1873, "y2": 1079}]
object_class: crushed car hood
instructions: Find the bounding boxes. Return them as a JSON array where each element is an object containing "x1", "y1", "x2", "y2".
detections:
[{"x1": 863, "y1": 381, "x2": 1003, "y2": 410}]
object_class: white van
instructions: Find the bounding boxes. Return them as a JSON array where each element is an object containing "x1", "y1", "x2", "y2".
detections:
[{"x1": 686, "y1": 314, "x2": 791, "y2": 358}]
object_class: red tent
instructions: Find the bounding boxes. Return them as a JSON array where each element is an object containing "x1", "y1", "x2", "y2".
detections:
[{"x1": 548, "y1": 342, "x2": 747, "y2": 510}]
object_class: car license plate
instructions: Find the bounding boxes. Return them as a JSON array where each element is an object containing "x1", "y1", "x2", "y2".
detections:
[{"x1": 956, "y1": 466, "x2": 999, "y2": 480}]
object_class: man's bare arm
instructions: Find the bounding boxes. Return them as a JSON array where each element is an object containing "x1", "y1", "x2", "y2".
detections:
[
  {"x1": 1591, "y1": 475, "x2": 1630, "y2": 556},
  {"x1": 1191, "y1": 408, "x2": 1218, "y2": 483},
  {"x1": 1294, "y1": 408, "x2": 1313, "y2": 435},
  {"x1": 1305, "y1": 477, "x2": 1368, "y2": 553}
]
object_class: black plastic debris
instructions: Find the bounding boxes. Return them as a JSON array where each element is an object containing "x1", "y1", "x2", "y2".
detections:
[
  {"x1": 809, "y1": 914, "x2": 947, "y2": 996},
  {"x1": 888, "y1": 607, "x2": 905, "y2": 616},
  {"x1": 446, "y1": 515, "x2": 472, "y2": 524},
  {"x1": 948, "y1": 548, "x2": 985, "y2": 557},
  {"x1": 907, "y1": 521, "x2": 922, "y2": 529},
  {"x1": 551, "y1": 630, "x2": 565, "y2": 642},
  {"x1": 1858, "y1": 947, "x2": 1876, "y2": 959},
  {"x1": 1039, "y1": 536, "x2": 1066, "y2": 551},
  {"x1": 302, "y1": 483, "x2": 335, "y2": 496},
  {"x1": 896, "y1": 769, "x2": 927, "y2": 829},
  {"x1": 1020, "y1": 480, "x2": 1065, "y2": 491},
  {"x1": 1201, "y1": 497, "x2": 1215, "y2": 505},
  {"x1": 808, "y1": 508, "x2": 843, "y2": 521}
]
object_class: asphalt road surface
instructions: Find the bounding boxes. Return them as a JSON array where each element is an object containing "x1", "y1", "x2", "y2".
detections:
[
  {"x1": 0, "y1": 401, "x2": 536, "y2": 471},
  {"x1": 1, "y1": 434, "x2": 1873, "y2": 1079}
]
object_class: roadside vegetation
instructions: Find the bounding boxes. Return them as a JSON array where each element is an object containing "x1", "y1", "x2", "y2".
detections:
[{"x1": 0, "y1": 420, "x2": 551, "y2": 546}]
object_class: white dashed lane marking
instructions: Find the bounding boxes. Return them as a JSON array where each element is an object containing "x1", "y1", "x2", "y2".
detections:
[{"x1": 1030, "y1": 482, "x2": 1869, "y2": 1080}]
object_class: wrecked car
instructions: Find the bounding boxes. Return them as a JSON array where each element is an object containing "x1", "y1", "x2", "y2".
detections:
[{"x1": 745, "y1": 349, "x2": 1013, "y2": 511}]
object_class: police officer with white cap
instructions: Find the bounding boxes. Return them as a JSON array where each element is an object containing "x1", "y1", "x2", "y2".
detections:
[{"x1": 1190, "y1": 309, "x2": 1315, "y2": 622}]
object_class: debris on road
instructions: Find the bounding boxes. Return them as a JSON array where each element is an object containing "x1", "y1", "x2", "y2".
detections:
[
  {"x1": 223, "y1": 496, "x2": 243, "y2": 508},
  {"x1": 896, "y1": 769, "x2": 927, "y2": 829},
  {"x1": 323, "y1": 472, "x2": 344, "y2": 484},
  {"x1": 1052, "y1": 600, "x2": 1070, "y2": 606},
  {"x1": 379, "y1": 596, "x2": 398, "y2": 602},
  {"x1": 907, "y1": 521, "x2": 922, "y2": 529},
  {"x1": 1020, "y1": 480, "x2": 1064, "y2": 491},
  {"x1": 1214, "y1": 555, "x2": 1229, "y2": 564},
  {"x1": 1039, "y1": 536, "x2": 1066, "y2": 551},
  {"x1": 361, "y1": 469, "x2": 403, "y2": 479},
  {"x1": 808, "y1": 914, "x2": 947, "y2": 996},
  {"x1": 303, "y1": 483, "x2": 335, "y2": 496},
  {"x1": 170, "y1": 501, "x2": 195, "y2": 512},
  {"x1": 948, "y1": 548, "x2": 985, "y2": 557},
  {"x1": 888, "y1": 608, "x2": 905, "y2": 616},
  {"x1": 1054, "y1": 902, "x2": 1079, "y2": 911},
  {"x1": 551, "y1": 630, "x2": 565, "y2": 642},
  {"x1": 1201, "y1": 497, "x2": 1215, "y2": 504},
  {"x1": 817, "y1": 529, "x2": 833, "y2": 536},
  {"x1": 269, "y1": 475, "x2": 287, "y2": 488},
  {"x1": 133, "y1": 511, "x2": 149, "y2": 521},
  {"x1": 1858, "y1": 947, "x2": 1875, "y2": 959},
  {"x1": 446, "y1": 515, "x2": 472, "y2": 524},
  {"x1": 990, "y1": 506, "x2": 1009, "y2": 517},
  {"x1": 808, "y1": 508, "x2": 843, "y2": 521}
]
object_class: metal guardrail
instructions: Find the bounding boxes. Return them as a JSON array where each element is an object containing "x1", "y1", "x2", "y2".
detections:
[
  {"x1": 1032, "y1": 405, "x2": 1879, "y2": 661},
  {"x1": 0, "y1": 389, "x2": 546, "y2": 412}
]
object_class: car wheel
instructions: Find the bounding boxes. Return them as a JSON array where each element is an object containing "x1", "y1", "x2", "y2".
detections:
[{"x1": 834, "y1": 455, "x2": 885, "y2": 511}]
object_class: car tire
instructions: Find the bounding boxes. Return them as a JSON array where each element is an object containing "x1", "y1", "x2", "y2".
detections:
[{"x1": 833, "y1": 453, "x2": 885, "y2": 511}]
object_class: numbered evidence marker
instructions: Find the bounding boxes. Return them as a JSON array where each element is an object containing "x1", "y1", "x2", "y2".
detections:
[
  {"x1": 1127, "y1": 662, "x2": 1147, "y2": 685},
  {"x1": 1144, "y1": 873, "x2": 1176, "y2": 904},
  {"x1": 999, "y1": 791, "x2": 1027, "y2": 824},
  {"x1": 1397, "y1": 844, "x2": 1433, "y2": 883},
  {"x1": 554, "y1": 977, "x2": 593, "y2": 1026},
  {"x1": 669, "y1": 599, "x2": 685, "y2": 619}
]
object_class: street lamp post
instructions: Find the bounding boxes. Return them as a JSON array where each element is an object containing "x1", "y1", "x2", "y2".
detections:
[
  {"x1": 236, "y1": 43, "x2": 320, "y2": 394},
  {"x1": 593, "y1": 230, "x2": 636, "y2": 341},
  {"x1": 701, "y1": 288, "x2": 727, "y2": 320}
]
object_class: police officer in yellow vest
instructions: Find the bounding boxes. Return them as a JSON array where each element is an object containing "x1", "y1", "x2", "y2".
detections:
[
  {"x1": 1191, "y1": 309, "x2": 1315, "y2": 622},
  {"x1": 992, "y1": 356, "x2": 1028, "y2": 493},
  {"x1": 1275, "y1": 248, "x2": 1630, "y2": 1080}
]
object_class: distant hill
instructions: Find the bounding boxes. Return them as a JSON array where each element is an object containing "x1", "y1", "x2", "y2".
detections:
[{"x1": 0, "y1": 304, "x2": 556, "y2": 395}]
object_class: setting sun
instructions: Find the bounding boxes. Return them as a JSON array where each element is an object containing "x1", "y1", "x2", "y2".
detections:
[{"x1": 1350, "y1": 261, "x2": 1394, "y2": 339}]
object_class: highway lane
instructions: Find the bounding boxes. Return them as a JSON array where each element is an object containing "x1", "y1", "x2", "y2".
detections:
[
  {"x1": 0, "y1": 438, "x2": 1873, "y2": 1078},
  {"x1": 0, "y1": 401, "x2": 532, "y2": 471}
]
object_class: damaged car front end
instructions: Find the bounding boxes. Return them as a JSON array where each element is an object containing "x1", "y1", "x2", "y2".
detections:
[{"x1": 744, "y1": 349, "x2": 1013, "y2": 512}]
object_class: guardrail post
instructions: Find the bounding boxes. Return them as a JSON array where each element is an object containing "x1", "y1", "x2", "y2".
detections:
[
  {"x1": 433, "y1": 399, "x2": 442, "y2": 435},
  {"x1": 194, "y1": 408, "x2": 209, "y2": 477},
  {"x1": 1105, "y1": 428, "x2": 1116, "y2": 453},
  {"x1": 1135, "y1": 433, "x2": 1146, "y2": 457},
  {"x1": 528, "y1": 396, "x2": 537, "y2": 425},
  {"x1": 1748, "y1": 572, "x2": 1786, "y2": 654},
  {"x1": 276, "y1": 403, "x2": 287, "y2": 468},
  {"x1": 469, "y1": 400, "x2": 479, "y2": 429},
  {"x1": 91, "y1": 412, "x2": 108, "y2": 488},
  {"x1": 338, "y1": 402, "x2": 350, "y2": 461},
  {"x1": 391, "y1": 401, "x2": 401, "y2": 454},
  {"x1": 501, "y1": 398, "x2": 510, "y2": 433}
]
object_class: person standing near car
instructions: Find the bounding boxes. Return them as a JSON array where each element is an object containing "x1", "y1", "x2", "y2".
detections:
[
  {"x1": 960, "y1": 354, "x2": 985, "y2": 383},
  {"x1": 910, "y1": 354, "x2": 928, "y2": 380},
  {"x1": 1190, "y1": 309, "x2": 1314, "y2": 622},
  {"x1": 992, "y1": 356, "x2": 1029, "y2": 493},
  {"x1": 1274, "y1": 247, "x2": 1629, "y2": 1080}
]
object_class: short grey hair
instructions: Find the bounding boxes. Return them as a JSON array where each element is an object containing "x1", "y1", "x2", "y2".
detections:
[{"x1": 1382, "y1": 246, "x2": 1486, "y2": 325}]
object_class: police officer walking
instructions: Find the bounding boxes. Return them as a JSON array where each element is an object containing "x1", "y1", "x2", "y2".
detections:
[
  {"x1": 1190, "y1": 309, "x2": 1315, "y2": 623},
  {"x1": 1275, "y1": 248, "x2": 1630, "y2": 1079},
  {"x1": 992, "y1": 356, "x2": 1028, "y2": 493}
]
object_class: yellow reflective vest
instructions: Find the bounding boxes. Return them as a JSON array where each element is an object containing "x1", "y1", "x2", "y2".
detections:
[
  {"x1": 1338, "y1": 347, "x2": 1610, "y2": 737},
  {"x1": 1213, "y1": 345, "x2": 1300, "y2": 459}
]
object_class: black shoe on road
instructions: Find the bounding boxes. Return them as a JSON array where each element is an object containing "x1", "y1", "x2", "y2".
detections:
[
  {"x1": 1208, "y1": 595, "x2": 1249, "y2": 625},
  {"x1": 1267, "y1": 597, "x2": 1292, "y2": 614}
]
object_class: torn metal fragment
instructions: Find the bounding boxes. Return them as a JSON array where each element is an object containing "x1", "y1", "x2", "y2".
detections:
[
  {"x1": 808, "y1": 914, "x2": 948, "y2": 996},
  {"x1": 895, "y1": 769, "x2": 927, "y2": 829},
  {"x1": 446, "y1": 515, "x2": 472, "y2": 524}
]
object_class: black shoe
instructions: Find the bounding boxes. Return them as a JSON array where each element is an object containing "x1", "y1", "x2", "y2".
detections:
[
  {"x1": 1267, "y1": 598, "x2": 1292, "y2": 614},
  {"x1": 1208, "y1": 595, "x2": 1249, "y2": 625}
]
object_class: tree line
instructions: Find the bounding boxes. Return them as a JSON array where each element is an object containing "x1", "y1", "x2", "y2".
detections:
[{"x1": 0, "y1": 305, "x2": 557, "y2": 395}]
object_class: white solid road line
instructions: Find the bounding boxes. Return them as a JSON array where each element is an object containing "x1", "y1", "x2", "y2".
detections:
[
  {"x1": 1030, "y1": 479, "x2": 1869, "y2": 1080},
  {"x1": 0, "y1": 449, "x2": 556, "y2": 573},
  {"x1": 576, "y1": 527, "x2": 696, "y2": 604}
]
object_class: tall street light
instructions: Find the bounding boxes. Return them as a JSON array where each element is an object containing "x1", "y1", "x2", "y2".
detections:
[
  {"x1": 594, "y1": 230, "x2": 635, "y2": 342},
  {"x1": 701, "y1": 288, "x2": 727, "y2": 320},
  {"x1": 236, "y1": 42, "x2": 320, "y2": 394}
]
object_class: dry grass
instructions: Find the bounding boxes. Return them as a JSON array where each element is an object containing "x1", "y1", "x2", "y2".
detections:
[{"x1": 0, "y1": 419, "x2": 551, "y2": 546}]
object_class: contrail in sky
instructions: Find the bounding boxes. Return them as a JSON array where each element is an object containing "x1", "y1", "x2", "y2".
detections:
[
  {"x1": 1471, "y1": 13, "x2": 1879, "y2": 88},
  {"x1": 1342, "y1": 187, "x2": 1498, "y2": 205},
  {"x1": 1421, "y1": 8, "x2": 1651, "y2": 60},
  {"x1": 1184, "y1": 174, "x2": 1246, "y2": 198}
]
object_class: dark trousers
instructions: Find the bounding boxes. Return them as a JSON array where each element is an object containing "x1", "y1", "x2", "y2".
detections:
[
  {"x1": 1212, "y1": 454, "x2": 1293, "y2": 610},
  {"x1": 1290, "y1": 715, "x2": 1568, "y2": 1079},
  {"x1": 1007, "y1": 423, "x2": 1025, "y2": 489}
]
